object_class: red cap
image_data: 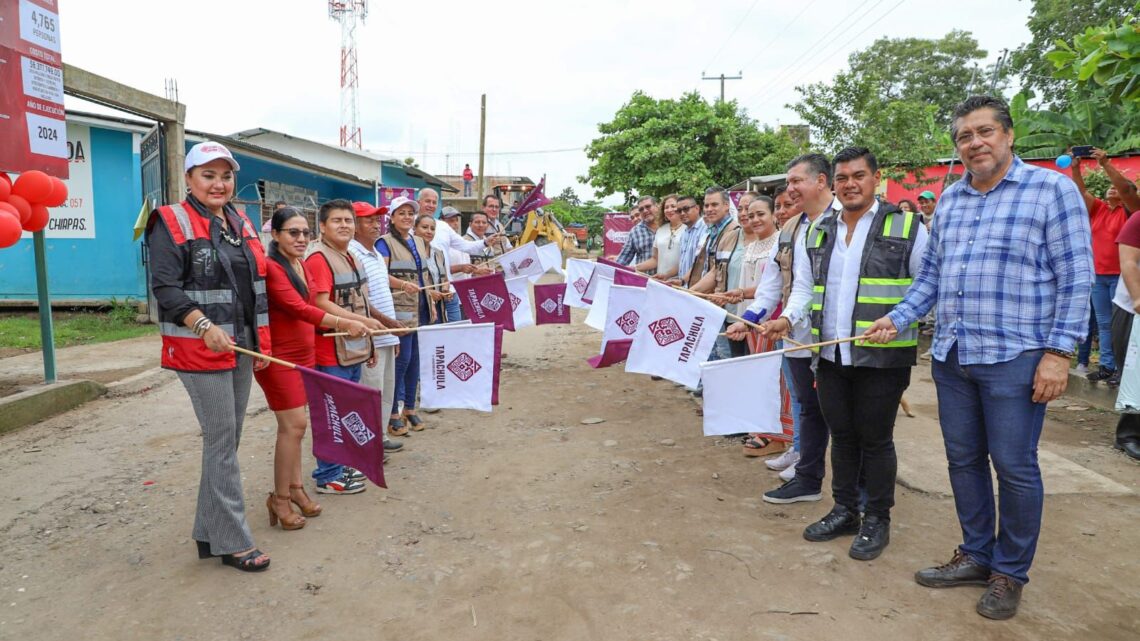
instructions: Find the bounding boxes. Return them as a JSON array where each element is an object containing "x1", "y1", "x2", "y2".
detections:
[{"x1": 352, "y1": 201, "x2": 389, "y2": 217}]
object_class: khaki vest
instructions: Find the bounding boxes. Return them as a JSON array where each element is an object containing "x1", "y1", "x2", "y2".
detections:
[
  {"x1": 311, "y1": 239, "x2": 374, "y2": 366},
  {"x1": 381, "y1": 232, "x2": 438, "y2": 327}
]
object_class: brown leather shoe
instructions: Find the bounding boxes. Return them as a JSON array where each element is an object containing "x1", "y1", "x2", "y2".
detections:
[
  {"x1": 388, "y1": 418, "x2": 409, "y2": 437},
  {"x1": 976, "y1": 573, "x2": 1023, "y2": 620},
  {"x1": 915, "y1": 549, "x2": 990, "y2": 588}
]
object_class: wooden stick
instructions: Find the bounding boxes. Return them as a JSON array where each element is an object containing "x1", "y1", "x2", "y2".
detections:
[
  {"x1": 322, "y1": 327, "x2": 417, "y2": 337},
  {"x1": 417, "y1": 281, "x2": 451, "y2": 290},
  {"x1": 230, "y1": 345, "x2": 298, "y2": 369}
]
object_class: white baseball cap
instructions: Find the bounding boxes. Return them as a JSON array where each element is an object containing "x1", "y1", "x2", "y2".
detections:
[
  {"x1": 185, "y1": 141, "x2": 241, "y2": 172},
  {"x1": 388, "y1": 196, "x2": 420, "y2": 214}
]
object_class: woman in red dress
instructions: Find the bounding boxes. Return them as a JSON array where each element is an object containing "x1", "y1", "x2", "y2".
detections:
[{"x1": 254, "y1": 207, "x2": 379, "y2": 530}]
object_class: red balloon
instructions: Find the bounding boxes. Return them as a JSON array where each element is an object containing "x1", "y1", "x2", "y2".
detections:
[
  {"x1": 7, "y1": 194, "x2": 31, "y2": 225},
  {"x1": 13, "y1": 170, "x2": 53, "y2": 204},
  {"x1": 24, "y1": 204, "x2": 50, "y2": 233},
  {"x1": 0, "y1": 210, "x2": 21, "y2": 248},
  {"x1": 0, "y1": 172, "x2": 10, "y2": 189},
  {"x1": 42, "y1": 177, "x2": 68, "y2": 207},
  {"x1": 0, "y1": 202, "x2": 19, "y2": 220},
  {"x1": 0, "y1": 177, "x2": 9, "y2": 201}
]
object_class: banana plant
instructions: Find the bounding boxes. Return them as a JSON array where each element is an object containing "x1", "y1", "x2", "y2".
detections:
[{"x1": 1010, "y1": 89, "x2": 1140, "y2": 158}]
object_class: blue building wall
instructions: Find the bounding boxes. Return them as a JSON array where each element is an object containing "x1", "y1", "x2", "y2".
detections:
[
  {"x1": 382, "y1": 163, "x2": 443, "y2": 215},
  {"x1": 0, "y1": 125, "x2": 145, "y2": 301}
]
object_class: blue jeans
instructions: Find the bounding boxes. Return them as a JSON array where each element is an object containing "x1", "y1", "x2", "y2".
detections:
[
  {"x1": 931, "y1": 344, "x2": 1046, "y2": 584},
  {"x1": 1077, "y1": 306, "x2": 1096, "y2": 366},
  {"x1": 312, "y1": 363, "x2": 362, "y2": 485},
  {"x1": 444, "y1": 295, "x2": 463, "y2": 323},
  {"x1": 1090, "y1": 274, "x2": 1118, "y2": 371},
  {"x1": 392, "y1": 331, "x2": 420, "y2": 414},
  {"x1": 781, "y1": 354, "x2": 801, "y2": 450}
]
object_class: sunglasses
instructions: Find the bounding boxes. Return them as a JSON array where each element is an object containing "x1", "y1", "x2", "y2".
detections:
[
  {"x1": 282, "y1": 228, "x2": 312, "y2": 239},
  {"x1": 675, "y1": 205, "x2": 694, "y2": 214}
]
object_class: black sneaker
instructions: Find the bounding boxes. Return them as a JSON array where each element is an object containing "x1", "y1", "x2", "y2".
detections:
[
  {"x1": 344, "y1": 467, "x2": 365, "y2": 483},
  {"x1": 915, "y1": 549, "x2": 991, "y2": 588},
  {"x1": 763, "y1": 479, "x2": 823, "y2": 504},
  {"x1": 1087, "y1": 367, "x2": 1116, "y2": 383},
  {"x1": 1107, "y1": 370, "x2": 1122, "y2": 388},
  {"x1": 315, "y1": 473, "x2": 365, "y2": 495},
  {"x1": 803, "y1": 506, "x2": 861, "y2": 542},
  {"x1": 849, "y1": 515, "x2": 890, "y2": 560}
]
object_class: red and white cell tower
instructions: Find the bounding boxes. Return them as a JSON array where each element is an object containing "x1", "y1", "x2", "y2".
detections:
[{"x1": 328, "y1": 1, "x2": 367, "y2": 149}]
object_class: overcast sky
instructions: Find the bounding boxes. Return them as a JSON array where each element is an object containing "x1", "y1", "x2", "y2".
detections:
[{"x1": 60, "y1": 0, "x2": 1032, "y2": 204}]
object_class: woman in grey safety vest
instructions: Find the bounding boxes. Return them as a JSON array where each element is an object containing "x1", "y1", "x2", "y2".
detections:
[{"x1": 146, "y1": 141, "x2": 272, "y2": 573}]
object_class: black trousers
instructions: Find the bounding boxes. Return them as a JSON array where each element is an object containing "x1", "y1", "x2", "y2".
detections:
[
  {"x1": 1110, "y1": 306, "x2": 1140, "y2": 445},
  {"x1": 786, "y1": 357, "x2": 828, "y2": 492},
  {"x1": 815, "y1": 357, "x2": 911, "y2": 519}
]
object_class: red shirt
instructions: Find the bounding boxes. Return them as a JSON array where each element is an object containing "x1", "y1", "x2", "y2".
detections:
[
  {"x1": 264, "y1": 259, "x2": 326, "y2": 366},
  {"x1": 462, "y1": 168, "x2": 474, "y2": 180},
  {"x1": 305, "y1": 252, "x2": 342, "y2": 366},
  {"x1": 1090, "y1": 198, "x2": 1128, "y2": 274}
]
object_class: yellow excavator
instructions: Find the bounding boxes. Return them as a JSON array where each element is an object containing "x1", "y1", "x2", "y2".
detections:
[{"x1": 495, "y1": 183, "x2": 578, "y2": 253}]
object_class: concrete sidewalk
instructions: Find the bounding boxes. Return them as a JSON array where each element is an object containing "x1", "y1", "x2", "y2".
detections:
[{"x1": 1, "y1": 334, "x2": 160, "y2": 386}]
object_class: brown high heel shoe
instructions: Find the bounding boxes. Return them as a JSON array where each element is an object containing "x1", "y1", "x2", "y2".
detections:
[
  {"x1": 289, "y1": 484, "x2": 322, "y2": 517},
  {"x1": 266, "y1": 493, "x2": 306, "y2": 530}
]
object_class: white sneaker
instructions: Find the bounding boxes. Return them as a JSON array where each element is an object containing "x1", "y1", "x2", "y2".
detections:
[
  {"x1": 1075, "y1": 364, "x2": 1089, "y2": 375},
  {"x1": 779, "y1": 464, "x2": 796, "y2": 482},
  {"x1": 765, "y1": 448, "x2": 800, "y2": 471}
]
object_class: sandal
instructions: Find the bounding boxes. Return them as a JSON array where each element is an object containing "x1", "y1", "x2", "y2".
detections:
[
  {"x1": 743, "y1": 435, "x2": 786, "y2": 458},
  {"x1": 221, "y1": 548, "x2": 270, "y2": 573},
  {"x1": 289, "y1": 484, "x2": 322, "y2": 517},
  {"x1": 405, "y1": 413, "x2": 425, "y2": 431},
  {"x1": 388, "y1": 418, "x2": 409, "y2": 437},
  {"x1": 266, "y1": 493, "x2": 306, "y2": 530}
]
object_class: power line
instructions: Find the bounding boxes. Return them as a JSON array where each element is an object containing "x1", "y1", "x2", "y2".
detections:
[
  {"x1": 739, "y1": 0, "x2": 888, "y2": 106},
  {"x1": 369, "y1": 146, "x2": 583, "y2": 158},
  {"x1": 702, "y1": 0, "x2": 763, "y2": 71},
  {"x1": 738, "y1": 0, "x2": 820, "y2": 71},
  {"x1": 751, "y1": 0, "x2": 909, "y2": 110}
]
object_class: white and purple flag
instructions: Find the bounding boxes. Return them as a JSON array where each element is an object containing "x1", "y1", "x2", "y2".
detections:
[
  {"x1": 563, "y1": 258, "x2": 594, "y2": 309},
  {"x1": 534, "y1": 283, "x2": 570, "y2": 324},
  {"x1": 505, "y1": 276, "x2": 535, "y2": 330},
  {"x1": 452, "y1": 272, "x2": 515, "y2": 331},
  {"x1": 537, "y1": 242, "x2": 564, "y2": 277},
  {"x1": 497, "y1": 242, "x2": 547, "y2": 282},
  {"x1": 417, "y1": 323, "x2": 497, "y2": 412},
  {"x1": 625, "y1": 281, "x2": 727, "y2": 388},
  {"x1": 300, "y1": 367, "x2": 386, "y2": 487},
  {"x1": 510, "y1": 175, "x2": 552, "y2": 220},
  {"x1": 583, "y1": 269, "x2": 614, "y2": 330},
  {"x1": 699, "y1": 352, "x2": 783, "y2": 437},
  {"x1": 588, "y1": 284, "x2": 646, "y2": 368}
]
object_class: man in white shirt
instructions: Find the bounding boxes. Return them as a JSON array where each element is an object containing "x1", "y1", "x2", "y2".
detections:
[
  {"x1": 416, "y1": 190, "x2": 502, "y2": 320},
  {"x1": 775, "y1": 147, "x2": 928, "y2": 562}
]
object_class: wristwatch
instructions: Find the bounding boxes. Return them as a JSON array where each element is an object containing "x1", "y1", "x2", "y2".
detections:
[{"x1": 1044, "y1": 348, "x2": 1074, "y2": 359}]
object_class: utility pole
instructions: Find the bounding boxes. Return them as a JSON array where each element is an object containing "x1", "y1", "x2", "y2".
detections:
[
  {"x1": 702, "y1": 71, "x2": 742, "y2": 102},
  {"x1": 477, "y1": 93, "x2": 486, "y2": 204}
]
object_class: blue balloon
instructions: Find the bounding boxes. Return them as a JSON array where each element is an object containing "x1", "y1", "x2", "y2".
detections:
[{"x1": 1056, "y1": 154, "x2": 1072, "y2": 169}]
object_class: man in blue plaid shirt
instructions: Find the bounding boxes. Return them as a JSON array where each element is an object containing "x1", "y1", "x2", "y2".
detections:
[
  {"x1": 865, "y1": 96, "x2": 1093, "y2": 621},
  {"x1": 615, "y1": 196, "x2": 657, "y2": 267}
]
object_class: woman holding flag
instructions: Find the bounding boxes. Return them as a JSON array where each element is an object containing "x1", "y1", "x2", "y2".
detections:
[
  {"x1": 414, "y1": 213, "x2": 453, "y2": 324},
  {"x1": 146, "y1": 141, "x2": 273, "y2": 572},
  {"x1": 379, "y1": 197, "x2": 443, "y2": 434},
  {"x1": 254, "y1": 207, "x2": 375, "y2": 529}
]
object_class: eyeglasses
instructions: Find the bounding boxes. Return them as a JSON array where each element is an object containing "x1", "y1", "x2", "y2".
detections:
[
  {"x1": 954, "y1": 126, "x2": 999, "y2": 146},
  {"x1": 282, "y1": 229, "x2": 312, "y2": 239},
  {"x1": 675, "y1": 205, "x2": 693, "y2": 214}
]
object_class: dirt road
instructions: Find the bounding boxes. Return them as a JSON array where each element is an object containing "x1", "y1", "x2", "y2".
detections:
[{"x1": 1, "y1": 312, "x2": 1138, "y2": 641}]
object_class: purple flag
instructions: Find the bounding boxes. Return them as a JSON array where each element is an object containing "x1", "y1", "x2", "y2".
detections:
[
  {"x1": 613, "y1": 269, "x2": 649, "y2": 288},
  {"x1": 453, "y1": 272, "x2": 516, "y2": 331},
  {"x1": 534, "y1": 283, "x2": 571, "y2": 324},
  {"x1": 588, "y1": 284, "x2": 646, "y2": 368},
  {"x1": 299, "y1": 366, "x2": 386, "y2": 488},
  {"x1": 510, "y1": 175, "x2": 552, "y2": 220},
  {"x1": 596, "y1": 256, "x2": 638, "y2": 273}
]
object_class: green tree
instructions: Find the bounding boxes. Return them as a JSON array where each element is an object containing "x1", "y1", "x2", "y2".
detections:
[
  {"x1": 1046, "y1": 4, "x2": 1140, "y2": 104},
  {"x1": 1010, "y1": 0, "x2": 1133, "y2": 107},
  {"x1": 547, "y1": 198, "x2": 606, "y2": 239},
  {"x1": 789, "y1": 31, "x2": 990, "y2": 184},
  {"x1": 1010, "y1": 88, "x2": 1140, "y2": 158},
  {"x1": 581, "y1": 91, "x2": 802, "y2": 200},
  {"x1": 556, "y1": 186, "x2": 581, "y2": 207}
]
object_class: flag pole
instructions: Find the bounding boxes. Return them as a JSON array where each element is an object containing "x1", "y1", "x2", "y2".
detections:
[
  {"x1": 230, "y1": 345, "x2": 298, "y2": 369},
  {"x1": 322, "y1": 327, "x2": 420, "y2": 337}
]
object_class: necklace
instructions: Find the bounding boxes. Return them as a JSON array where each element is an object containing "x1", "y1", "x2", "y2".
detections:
[{"x1": 217, "y1": 217, "x2": 243, "y2": 247}]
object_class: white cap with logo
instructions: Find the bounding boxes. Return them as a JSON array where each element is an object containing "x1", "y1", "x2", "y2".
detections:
[
  {"x1": 185, "y1": 141, "x2": 241, "y2": 172},
  {"x1": 388, "y1": 196, "x2": 420, "y2": 214}
]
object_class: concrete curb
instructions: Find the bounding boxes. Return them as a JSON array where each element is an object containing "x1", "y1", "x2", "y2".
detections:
[
  {"x1": 0, "y1": 380, "x2": 106, "y2": 435},
  {"x1": 1064, "y1": 371, "x2": 1119, "y2": 411},
  {"x1": 104, "y1": 367, "x2": 176, "y2": 398}
]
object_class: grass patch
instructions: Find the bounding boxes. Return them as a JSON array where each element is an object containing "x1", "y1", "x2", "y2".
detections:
[{"x1": 0, "y1": 301, "x2": 155, "y2": 350}]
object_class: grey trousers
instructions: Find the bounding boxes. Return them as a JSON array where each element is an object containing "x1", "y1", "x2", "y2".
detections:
[
  {"x1": 360, "y1": 345, "x2": 397, "y2": 432},
  {"x1": 177, "y1": 353, "x2": 255, "y2": 555}
]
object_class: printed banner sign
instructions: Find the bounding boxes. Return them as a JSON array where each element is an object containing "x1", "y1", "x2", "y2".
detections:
[
  {"x1": 417, "y1": 323, "x2": 497, "y2": 412},
  {"x1": 625, "y1": 281, "x2": 727, "y2": 387},
  {"x1": 534, "y1": 282, "x2": 570, "y2": 324},
  {"x1": 299, "y1": 366, "x2": 386, "y2": 487},
  {"x1": 603, "y1": 212, "x2": 635, "y2": 257},
  {"x1": 0, "y1": 0, "x2": 68, "y2": 177}
]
